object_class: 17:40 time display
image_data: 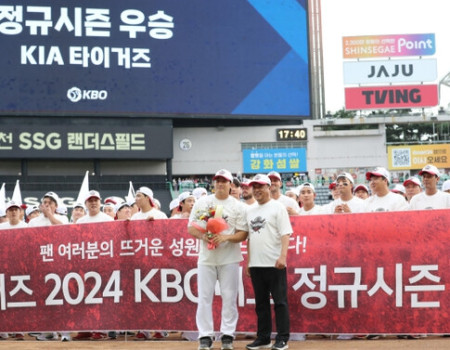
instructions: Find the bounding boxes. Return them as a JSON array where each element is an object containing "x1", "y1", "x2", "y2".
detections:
[{"x1": 276, "y1": 128, "x2": 307, "y2": 141}]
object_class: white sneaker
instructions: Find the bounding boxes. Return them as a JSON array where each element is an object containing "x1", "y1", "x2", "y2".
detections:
[
  {"x1": 61, "y1": 332, "x2": 71, "y2": 342},
  {"x1": 36, "y1": 332, "x2": 59, "y2": 341},
  {"x1": 0, "y1": 333, "x2": 8, "y2": 340},
  {"x1": 337, "y1": 334, "x2": 354, "y2": 340}
]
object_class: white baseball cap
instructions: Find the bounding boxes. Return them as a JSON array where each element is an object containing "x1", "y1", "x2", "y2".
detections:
[
  {"x1": 72, "y1": 202, "x2": 86, "y2": 211},
  {"x1": 192, "y1": 187, "x2": 207, "y2": 199},
  {"x1": 366, "y1": 167, "x2": 390, "y2": 183},
  {"x1": 403, "y1": 177, "x2": 421, "y2": 187},
  {"x1": 56, "y1": 203, "x2": 68, "y2": 215},
  {"x1": 249, "y1": 174, "x2": 272, "y2": 186},
  {"x1": 241, "y1": 178, "x2": 252, "y2": 187},
  {"x1": 26, "y1": 205, "x2": 40, "y2": 216},
  {"x1": 178, "y1": 191, "x2": 195, "y2": 203},
  {"x1": 418, "y1": 164, "x2": 440, "y2": 177},
  {"x1": 353, "y1": 184, "x2": 369, "y2": 194},
  {"x1": 85, "y1": 190, "x2": 101, "y2": 202},
  {"x1": 42, "y1": 191, "x2": 60, "y2": 204},
  {"x1": 285, "y1": 187, "x2": 300, "y2": 197},
  {"x1": 337, "y1": 172, "x2": 354, "y2": 184},
  {"x1": 6, "y1": 200, "x2": 21, "y2": 211},
  {"x1": 114, "y1": 201, "x2": 130, "y2": 213},
  {"x1": 267, "y1": 171, "x2": 281, "y2": 181},
  {"x1": 169, "y1": 198, "x2": 180, "y2": 211},
  {"x1": 391, "y1": 184, "x2": 406, "y2": 194},
  {"x1": 299, "y1": 182, "x2": 316, "y2": 193},
  {"x1": 442, "y1": 179, "x2": 450, "y2": 192},
  {"x1": 213, "y1": 169, "x2": 233, "y2": 182},
  {"x1": 136, "y1": 186, "x2": 153, "y2": 198}
]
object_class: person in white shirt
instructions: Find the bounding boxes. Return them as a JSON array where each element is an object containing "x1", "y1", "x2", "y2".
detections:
[
  {"x1": 364, "y1": 167, "x2": 409, "y2": 212},
  {"x1": 170, "y1": 191, "x2": 195, "y2": 219},
  {"x1": 298, "y1": 183, "x2": 325, "y2": 215},
  {"x1": 327, "y1": 173, "x2": 365, "y2": 214},
  {"x1": 114, "y1": 202, "x2": 132, "y2": 220},
  {"x1": 27, "y1": 192, "x2": 68, "y2": 341},
  {"x1": 245, "y1": 174, "x2": 292, "y2": 350},
  {"x1": 188, "y1": 169, "x2": 248, "y2": 350},
  {"x1": 77, "y1": 190, "x2": 114, "y2": 224},
  {"x1": 130, "y1": 186, "x2": 168, "y2": 341},
  {"x1": 241, "y1": 178, "x2": 257, "y2": 206},
  {"x1": 0, "y1": 201, "x2": 27, "y2": 229},
  {"x1": 409, "y1": 164, "x2": 450, "y2": 210},
  {"x1": 353, "y1": 184, "x2": 370, "y2": 200},
  {"x1": 267, "y1": 171, "x2": 300, "y2": 216},
  {"x1": 131, "y1": 187, "x2": 168, "y2": 220},
  {"x1": 25, "y1": 205, "x2": 40, "y2": 223},
  {"x1": 73, "y1": 190, "x2": 113, "y2": 341},
  {"x1": 28, "y1": 192, "x2": 69, "y2": 227},
  {"x1": 403, "y1": 177, "x2": 422, "y2": 203}
]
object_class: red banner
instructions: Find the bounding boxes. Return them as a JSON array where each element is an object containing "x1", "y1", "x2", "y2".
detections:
[
  {"x1": 1, "y1": 210, "x2": 449, "y2": 334},
  {"x1": 345, "y1": 84, "x2": 438, "y2": 110}
]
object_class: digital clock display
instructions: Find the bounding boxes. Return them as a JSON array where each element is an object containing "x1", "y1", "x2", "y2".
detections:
[{"x1": 276, "y1": 128, "x2": 307, "y2": 141}]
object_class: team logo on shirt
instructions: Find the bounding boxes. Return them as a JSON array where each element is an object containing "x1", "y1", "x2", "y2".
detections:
[{"x1": 250, "y1": 216, "x2": 266, "y2": 233}]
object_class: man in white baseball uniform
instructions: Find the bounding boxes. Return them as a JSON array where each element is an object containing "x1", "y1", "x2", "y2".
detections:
[{"x1": 188, "y1": 169, "x2": 248, "y2": 350}]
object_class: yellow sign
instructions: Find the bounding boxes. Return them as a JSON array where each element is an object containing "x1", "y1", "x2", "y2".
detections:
[{"x1": 388, "y1": 144, "x2": 450, "y2": 170}]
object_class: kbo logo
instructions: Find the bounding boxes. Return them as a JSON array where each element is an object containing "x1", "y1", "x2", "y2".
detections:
[{"x1": 67, "y1": 87, "x2": 108, "y2": 103}]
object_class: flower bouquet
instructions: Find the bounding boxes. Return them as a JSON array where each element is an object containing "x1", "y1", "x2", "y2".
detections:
[{"x1": 191, "y1": 204, "x2": 228, "y2": 249}]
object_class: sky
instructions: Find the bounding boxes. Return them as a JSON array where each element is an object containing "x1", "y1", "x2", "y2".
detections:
[{"x1": 320, "y1": 0, "x2": 450, "y2": 114}]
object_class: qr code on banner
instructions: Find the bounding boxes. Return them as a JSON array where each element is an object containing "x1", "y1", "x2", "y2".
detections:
[{"x1": 392, "y1": 148, "x2": 411, "y2": 168}]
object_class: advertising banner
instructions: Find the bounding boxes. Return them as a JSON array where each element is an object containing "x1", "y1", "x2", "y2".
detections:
[
  {"x1": 0, "y1": 123, "x2": 173, "y2": 159},
  {"x1": 345, "y1": 84, "x2": 439, "y2": 110},
  {"x1": 1, "y1": 210, "x2": 449, "y2": 334},
  {"x1": 388, "y1": 144, "x2": 450, "y2": 170},
  {"x1": 343, "y1": 33, "x2": 436, "y2": 59},
  {"x1": 242, "y1": 148, "x2": 307, "y2": 174},
  {"x1": 0, "y1": 0, "x2": 310, "y2": 118},
  {"x1": 343, "y1": 59, "x2": 438, "y2": 85}
]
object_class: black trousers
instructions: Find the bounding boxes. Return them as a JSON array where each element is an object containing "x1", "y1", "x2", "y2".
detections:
[{"x1": 250, "y1": 267, "x2": 290, "y2": 342}]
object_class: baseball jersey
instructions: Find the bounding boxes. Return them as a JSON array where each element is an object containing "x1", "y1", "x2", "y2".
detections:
[{"x1": 188, "y1": 194, "x2": 247, "y2": 266}]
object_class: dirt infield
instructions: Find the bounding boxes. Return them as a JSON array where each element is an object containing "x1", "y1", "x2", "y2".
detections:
[{"x1": 0, "y1": 334, "x2": 449, "y2": 350}]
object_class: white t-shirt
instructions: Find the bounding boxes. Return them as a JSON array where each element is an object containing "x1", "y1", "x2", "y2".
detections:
[
  {"x1": 326, "y1": 196, "x2": 366, "y2": 214},
  {"x1": 298, "y1": 205, "x2": 326, "y2": 215},
  {"x1": 247, "y1": 199, "x2": 292, "y2": 267},
  {"x1": 131, "y1": 208, "x2": 168, "y2": 220},
  {"x1": 409, "y1": 190, "x2": 450, "y2": 210},
  {"x1": 28, "y1": 213, "x2": 69, "y2": 227},
  {"x1": 188, "y1": 194, "x2": 247, "y2": 266},
  {"x1": 364, "y1": 192, "x2": 409, "y2": 212},
  {"x1": 0, "y1": 221, "x2": 28, "y2": 229},
  {"x1": 77, "y1": 211, "x2": 114, "y2": 223},
  {"x1": 277, "y1": 194, "x2": 300, "y2": 214}
]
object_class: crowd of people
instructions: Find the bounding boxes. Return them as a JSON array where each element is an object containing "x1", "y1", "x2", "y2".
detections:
[{"x1": 1, "y1": 164, "x2": 449, "y2": 349}]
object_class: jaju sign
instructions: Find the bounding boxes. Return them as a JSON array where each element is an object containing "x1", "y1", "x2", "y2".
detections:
[
  {"x1": 1, "y1": 210, "x2": 450, "y2": 334},
  {"x1": 343, "y1": 59, "x2": 437, "y2": 85}
]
